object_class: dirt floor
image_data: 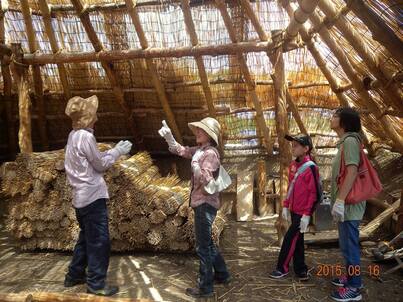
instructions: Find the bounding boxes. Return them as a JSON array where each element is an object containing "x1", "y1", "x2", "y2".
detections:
[{"x1": 0, "y1": 215, "x2": 401, "y2": 302}]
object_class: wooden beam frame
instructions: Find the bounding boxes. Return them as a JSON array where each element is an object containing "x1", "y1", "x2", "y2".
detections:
[
  {"x1": 21, "y1": 0, "x2": 49, "y2": 151},
  {"x1": 70, "y1": 0, "x2": 144, "y2": 148},
  {"x1": 38, "y1": 0, "x2": 71, "y2": 99},
  {"x1": 18, "y1": 40, "x2": 290, "y2": 65},
  {"x1": 124, "y1": 0, "x2": 183, "y2": 145},
  {"x1": 281, "y1": 1, "x2": 377, "y2": 156},
  {"x1": 343, "y1": 0, "x2": 403, "y2": 66},
  {"x1": 284, "y1": 0, "x2": 319, "y2": 40},
  {"x1": 180, "y1": 0, "x2": 216, "y2": 116},
  {"x1": 307, "y1": 10, "x2": 403, "y2": 153},
  {"x1": 318, "y1": 0, "x2": 403, "y2": 115},
  {"x1": 10, "y1": 44, "x2": 32, "y2": 153},
  {"x1": 214, "y1": 0, "x2": 273, "y2": 154}
]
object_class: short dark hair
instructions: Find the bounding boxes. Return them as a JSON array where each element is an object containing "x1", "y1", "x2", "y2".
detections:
[{"x1": 334, "y1": 107, "x2": 361, "y2": 133}]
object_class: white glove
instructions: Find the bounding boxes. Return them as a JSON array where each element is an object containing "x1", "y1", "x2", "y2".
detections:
[
  {"x1": 158, "y1": 120, "x2": 177, "y2": 149},
  {"x1": 114, "y1": 140, "x2": 132, "y2": 156},
  {"x1": 300, "y1": 215, "x2": 310, "y2": 233},
  {"x1": 332, "y1": 198, "x2": 345, "y2": 222},
  {"x1": 282, "y1": 207, "x2": 291, "y2": 223}
]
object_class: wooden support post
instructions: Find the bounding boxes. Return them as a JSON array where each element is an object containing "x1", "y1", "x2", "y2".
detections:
[
  {"x1": 318, "y1": 0, "x2": 402, "y2": 114},
  {"x1": 308, "y1": 10, "x2": 403, "y2": 153},
  {"x1": 181, "y1": 0, "x2": 216, "y2": 117},
  {"x1": 38, "y1": 0, "x2": 71, "y2": 99},
  {"x1": 0, "y1": 0, "x2": 17, "y2": 157},
  {"x1": 257, "y1": 159, "x2": 271, "y2": 216},
  {"x1": 281, "y1": 2, "x2": 377, "y2": 156},
  {"x1": 10, "y1": 44, "x2": 32, "y2": 153},
  {"x1": 271, "y1": 49, "x2": 292, "y2": 243},
  {"x1": 21, "y1": 0, "x2": 49, "y2": 151},
  {"x1": 215, "y1": 0, "x2": 273, "y2": 154},
  {"x1": 70, "y1": 0, "x2": 144, "y2": 148},
  {"x1": 343, "y1": 0, "x2": 403, "y2": 67},
  {"x1": 124, "y1": 0, "x2": 183, "y2": 145}
]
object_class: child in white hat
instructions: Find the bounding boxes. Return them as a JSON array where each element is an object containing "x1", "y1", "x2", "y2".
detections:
[
  {"x1": 159, "y1": 117, "x2": 231, "y2": 298},
  {"x1": 64, "y1": 95, "x2": 132, "y2": 296}
]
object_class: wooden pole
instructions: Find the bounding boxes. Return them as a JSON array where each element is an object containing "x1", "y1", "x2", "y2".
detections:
[
  {"x1": 70, "y1": 0, "x2": 144, "y2": 148},
  {"x1": 308, "y1": 10, "x2": 403, "y2": 153},
  {"x1": 271, "y1": 49, "x2": 292, "y2": 243},
  {"x1": 20, "y1": 0, "x2": 49, "y2": 151},
  {"x1": 286, "y1": 91, "x2": 308, "y2": 134},
  {"x1": 284, "y1": 0, "x2": 319, "y2": 40},
  {"x1": 124, "y1": 0, "x2": 183, "y2": 145},
  {"x1": 214, "y1": 0, "x2": 273, "y2": 154},
  {"x1": 282, "y1": 2, "x2": 377, "y2": 156},
  {"x1": 257, "y1": 159, "x2": 271, "y2": 216},
  {"x1": 19, "y1": 40, "x2": 281, "y2": 65},
  {"x1": 318, "y1": 0, "x2": 402, "y2": 114},
  {"x1": 38, "y1": 0, "x2": 71, "y2": 99},
  {"x1": 181, "y1": 0, "x2": 216, "y2": 117},
  {"x1": 343, "y1": 0, "x2": 403, "y2": 66},
  {"x1": 10, "y1": 44, "x2": 32, "y2": 153},
  {"x1": 0, "y1": 0, "x2": 17, "y2": 157}
]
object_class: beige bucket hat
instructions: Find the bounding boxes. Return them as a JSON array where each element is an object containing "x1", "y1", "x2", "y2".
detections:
[
  {"x1": 65, "y1": 95, "x2": 98, "y2": 129},
  {"x1": 188, "y1": 117, "x2": 221, "y2": 146}
]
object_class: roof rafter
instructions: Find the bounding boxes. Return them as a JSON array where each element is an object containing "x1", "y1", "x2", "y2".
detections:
[
  {"x1": 70, "y1": 0, "x2": 144, "y2": 148},
  {"x1": 124, "y1": 0, "x2": 183, "y2": 145}
]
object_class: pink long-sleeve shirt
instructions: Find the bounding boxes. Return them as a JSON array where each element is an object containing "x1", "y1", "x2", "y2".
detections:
[
  {"x1": 64, "y1": 129, "x2": 120, "y2": 208},
  {"x1": 170, "y1": 143, "x2": 220, "y2": 209}
]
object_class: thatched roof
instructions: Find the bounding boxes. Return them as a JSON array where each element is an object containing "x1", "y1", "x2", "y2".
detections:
[{"x1": 0, "y1": 0, "x2": 402, "y2": 160}]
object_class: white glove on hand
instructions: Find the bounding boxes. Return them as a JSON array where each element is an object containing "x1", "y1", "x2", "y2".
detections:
[
  {"x1": 332, "y1": 198, "x2": 345, "y2": 222},
  {"x1": 115, "y1": 140, "x2": 132, "y2": 156},
  {"x1": 282, "y1": 207, "x2": 291, "y2": 223},
  {"x1": 158, "y1": 120, "x2": 177, "y2": 149},
  {"x1": 300, "y1": 215, "x2": 310, "y2": 233}
]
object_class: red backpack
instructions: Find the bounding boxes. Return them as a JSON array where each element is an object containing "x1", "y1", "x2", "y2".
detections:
[{"x1": 337, "y1": 139, "x2": 382, "y2": 204}]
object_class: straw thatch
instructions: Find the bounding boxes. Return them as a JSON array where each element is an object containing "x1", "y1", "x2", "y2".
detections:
[{"x1": 0, "y1": 144, "x2": 231, "y2": 252}]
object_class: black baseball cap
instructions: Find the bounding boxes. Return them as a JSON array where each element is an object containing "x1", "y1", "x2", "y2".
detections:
[{"x1": 285, "y1": 134, "x2": 313, "y2": 151}]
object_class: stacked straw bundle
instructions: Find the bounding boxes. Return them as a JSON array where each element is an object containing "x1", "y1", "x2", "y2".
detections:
[{"x1": 0, "y1": 144, "x2": 231, "y2": 252}]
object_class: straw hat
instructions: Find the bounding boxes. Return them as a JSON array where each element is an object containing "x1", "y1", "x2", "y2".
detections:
[
  {"x1": 188, "y1": 117, "x2": 221, "y2": 146},
  {"x1": 65, "y1": 95, "x2": 98, "y2": 129}
]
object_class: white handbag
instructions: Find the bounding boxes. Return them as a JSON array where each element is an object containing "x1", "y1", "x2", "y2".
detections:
[{"x1": 204, "y1": 165, "x2": 232, "y2": 194}]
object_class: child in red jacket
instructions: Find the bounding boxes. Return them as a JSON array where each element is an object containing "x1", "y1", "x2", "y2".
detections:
[{"x1": 269, "y1": 134, "x2": 320, "y2": 281}]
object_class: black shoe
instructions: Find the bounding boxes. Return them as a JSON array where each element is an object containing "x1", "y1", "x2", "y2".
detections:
[
  {"x1": 64, "y1": 274, "x2": 86, "y2": 287},
  {"x1": 185, "y1": 287, "x2": 214, "y2": 298},
  {"x1": 87, "y1": 285, "x2": 119, "y2": 296},
  {"x1": 269, "y1": 270, "x2": 289, "y2": 279},
  {"x1": 296, "y1": 271, "x2": 311, "y2": 281},
  {"x1": 215, "y1": 275, "x2": 232, "y2": 285}
]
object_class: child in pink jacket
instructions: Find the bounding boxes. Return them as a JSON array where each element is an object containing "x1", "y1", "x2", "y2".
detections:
[{"x1": 269, "y1": 134, "x2": 320, "y2": 281}]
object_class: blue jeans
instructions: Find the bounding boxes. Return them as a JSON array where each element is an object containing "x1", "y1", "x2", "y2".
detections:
[
  {"x1": 338, "y1": 220, "x2": 361, "y2": 288},
  {"x1": 194, "y1": 203, "x2": 230, "y2": 293},
  {"x1": 68, "y1": 198, "x2": 110, "y2": 290}
]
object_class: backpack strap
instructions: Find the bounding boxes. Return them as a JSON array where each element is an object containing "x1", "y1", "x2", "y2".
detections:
[
  {"x1": 286, "y1": 160, "x2": 315, "y2": 200},
  {"x1": 309, "y1": 164, "x2": 320, "y2": 215}
]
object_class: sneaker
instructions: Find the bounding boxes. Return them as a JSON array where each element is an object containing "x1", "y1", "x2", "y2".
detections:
[
  {"x1": 330, "y1": 287, "x2": 362, "y2": 302},
  {"x1": 332, "y1": 275, "x2": 364, "y2": 289},
  {"x1": 87, "y1": 285, "x2": 119, "y2": 296},
  {"x1": 215, "y1": 275, "x2": 232, "y2": 285},
  {"x1": 296, "y1": 271, "x2": 311, "y2": 281},
  {"x1": 269, "y1": 270, "x2": 289, "y2": 279},
  {"x1": 64, "y1": 274, "x2": 86, "y2": 287},
  {"x1": 185, "y1": 287, "x2": 214, "y2": 298}
]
